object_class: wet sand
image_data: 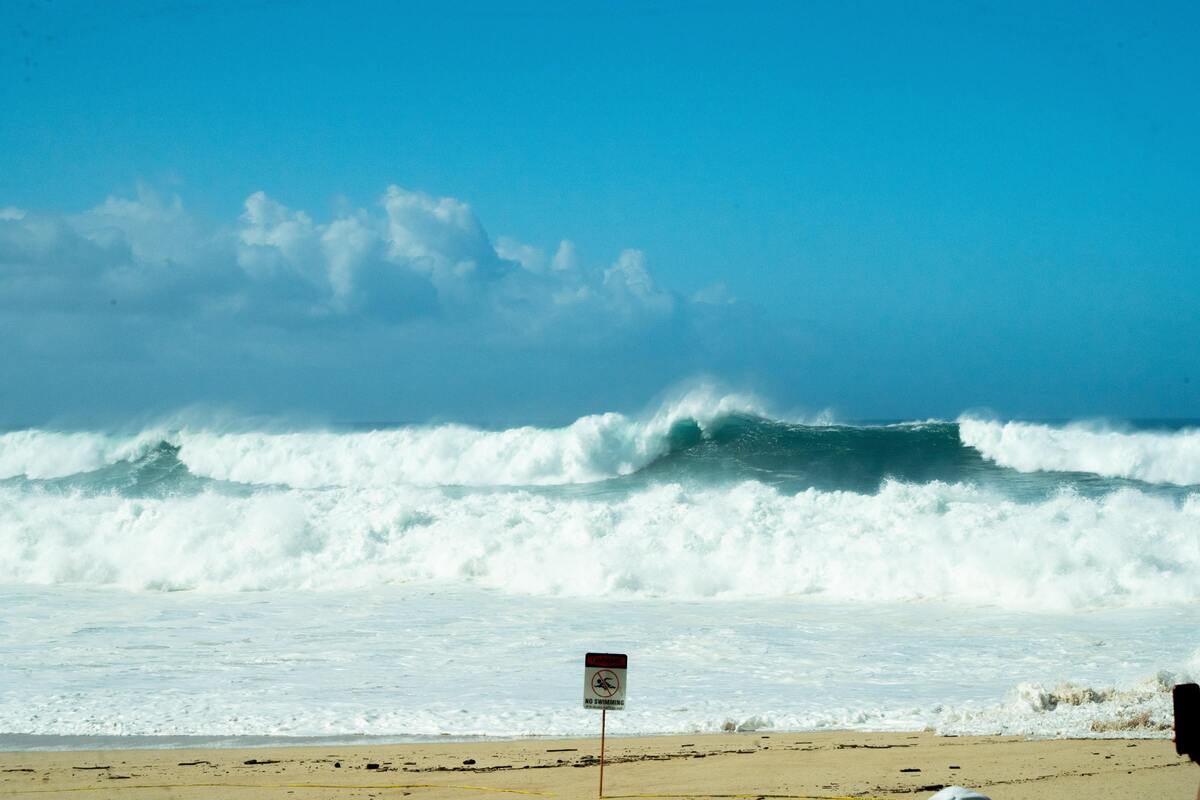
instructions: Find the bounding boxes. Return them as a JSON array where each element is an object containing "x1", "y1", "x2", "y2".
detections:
[{"x1": 0, "y1": 731, "x2": 1195, "y2": 800}]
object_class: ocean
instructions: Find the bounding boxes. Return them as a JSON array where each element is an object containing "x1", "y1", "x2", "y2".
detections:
[{"x1": 1, "y1": 390, "x2": 1197, "y2": 750}]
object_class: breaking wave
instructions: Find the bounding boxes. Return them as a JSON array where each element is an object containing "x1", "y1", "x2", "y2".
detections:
[
  {"x1": 0, "y1": 428, "x2": 165, "y2": 481},
  {"x1": 937, "y1": 671, "x2": 1192, "y2": 738},
  {"x1": 2, "y1": 479, "x2": 1197, "y2": 609},
  {"x1": 6, "y1": 399, "x2": 1198, "y2": 494},
  {"x1": 959, "y1": 418, "x2": 1200, "y2": 486},
  {"x1": 0, "y1": 389, "x2": 769, "y2": 488},
  {"x1": 2, "y1": 394, "x2": 1198, "y2": 609}
]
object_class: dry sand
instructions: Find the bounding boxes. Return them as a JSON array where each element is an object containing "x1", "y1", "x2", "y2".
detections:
[{"x1": 1, "y1": 732, "x2": 1196, "y2": 800}]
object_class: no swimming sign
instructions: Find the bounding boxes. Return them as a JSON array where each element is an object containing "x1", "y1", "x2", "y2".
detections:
[{"x1": 584, "y1": 652, "x2": 627, "y2": 711}]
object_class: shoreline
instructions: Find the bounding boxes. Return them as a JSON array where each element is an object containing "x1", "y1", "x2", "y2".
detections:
[
  {"x1": 0, "y1": 728, "x2": 1178, "y2": 753},
  {"x1": 2, "y1": 731, "x2": 1195, "y2": 799}
]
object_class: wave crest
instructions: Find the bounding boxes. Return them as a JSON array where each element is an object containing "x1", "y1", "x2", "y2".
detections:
[
  {"x1": 0, "y1": 388, "x2": 771, "y2": 488},
  {"x1": 958, "y1": 418, "x2": 1200, "y2": 486},
  {"x1": 176, "y1": 388, "x2": 769, "y2": 488},
  {"x1": 0, "y1": 429, "x2": 165, "y2": 480}
]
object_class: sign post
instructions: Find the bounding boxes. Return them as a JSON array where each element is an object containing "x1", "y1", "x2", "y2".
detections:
[{"x1": 584, "y1": 652, "x2": 627, "y2": 798}]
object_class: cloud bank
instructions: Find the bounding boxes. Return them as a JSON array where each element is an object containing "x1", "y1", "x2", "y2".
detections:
[
  {"x1": 1, "y1": 183, "x2": 685, "y2": 324},
  {"x1": 0, "y1": 184, "x2": 748, "y2": 424}
]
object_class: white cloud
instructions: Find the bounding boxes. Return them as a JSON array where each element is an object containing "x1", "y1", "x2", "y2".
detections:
[
  {"x1": 320, "y1": 214, "x2": 377, "y2": 307},
  {"x1": 1, "y1": 182, "x2": 716, "y2": 336},
  {"x1": 380, "y1": 185, "x2": 503, "y2": 287},
  {"x1": 76, "y1": 182, "x2": 202, "y2": 265},
  {"x1": 0, "y1": 182, "x2": 767, "y2": 423},
  {"x1": 495, "y1": 236, "x2": 545, "y2": 272},
  {"x1": 551, "y1": 239, "x2": 578, "y2": 271},
  {"x1": 0, "y1": 209, "x2": 135, "y2": 312},
  {"x1": 238, "y1": 191, "x2": 322, "y2": 280},
  {"x1": 603, "y1": 248, "x2": 673, "y2": 313}
]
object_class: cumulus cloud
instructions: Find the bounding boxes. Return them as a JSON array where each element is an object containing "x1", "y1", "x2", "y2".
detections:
[
  {"x1": 76, "y1": 183, "x2": 202, "y2": 265},
  {"x1": 494, "y1": 236, "x2": 545, "y2": 272},
  {"x1": 0, "y1": 209, "x2": 131, "y2": 311},
  {"x1": 238, "y1": 191, "x2": 322, "y2": 281},
  {"x1": 603, "y1": 249, "x2": 672, "y2": 312},
  {"x1": 1, "y1": 182, "x2": 718, "y2": 334},
  {"x1": 551, "y1": 240, "x2": 578, "y2": 271},
  {"x1": 380, "y1": 186, "x2": 507, "y2": 292},
  {"x1": 0, "y1": 181, "x2": 758, "y2": 423}
]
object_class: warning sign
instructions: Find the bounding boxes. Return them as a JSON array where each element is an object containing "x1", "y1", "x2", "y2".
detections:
[{"x1": 584, "y1": 652, "x2": 627, "y2": 711}]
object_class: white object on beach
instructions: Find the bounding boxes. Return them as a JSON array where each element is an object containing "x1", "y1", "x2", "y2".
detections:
[{"x1": 928, "y1": 787, "x2": 991, "y2": 800}]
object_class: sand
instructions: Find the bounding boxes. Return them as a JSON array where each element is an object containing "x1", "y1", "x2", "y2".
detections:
[{"x1": 1, "y1": 732, "x2": 1196, "y2": 800}]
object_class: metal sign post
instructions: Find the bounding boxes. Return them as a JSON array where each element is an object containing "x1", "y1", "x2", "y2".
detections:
[
  {"x1": 584, "y1": 652, "x2": 627, "y2": 798},
  {"x1": 600, "y1": 707, "x2": 606, "y2": 797}
]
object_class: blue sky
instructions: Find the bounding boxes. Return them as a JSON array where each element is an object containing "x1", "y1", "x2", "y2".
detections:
[{"x1": 2, "y1": 0, "x2": 1198, "y2": 425}]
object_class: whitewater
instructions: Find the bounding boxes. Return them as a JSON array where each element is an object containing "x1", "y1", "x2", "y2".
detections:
[{"x1": 1, "y1": 391, "x2": 1197, "y2": 749}]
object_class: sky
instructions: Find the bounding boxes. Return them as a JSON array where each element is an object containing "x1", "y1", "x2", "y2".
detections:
[{"x1": 1, "y1": 0, "x2": 1198, "y2": 426}]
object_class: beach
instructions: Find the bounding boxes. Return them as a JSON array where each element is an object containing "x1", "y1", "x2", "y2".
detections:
[{"x1": 1, "y1": 732, "x2": 1195, "y2": 800}]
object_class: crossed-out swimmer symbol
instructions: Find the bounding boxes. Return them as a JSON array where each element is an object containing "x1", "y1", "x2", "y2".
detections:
[{"x1": 591, "y1": 669, "x2": 619, "y2": 698}]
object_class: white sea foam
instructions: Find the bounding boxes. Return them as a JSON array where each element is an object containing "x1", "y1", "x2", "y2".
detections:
[
  {"x1": 3, "y1": 480, "x2": 1197, "y2": 609},
  {"x1": 937, "y1": 674, "x2": 1182, "y2": 738},
  {"x1": 959, "y1": 418, "x2": 1200, "y2": 486},
  {"x1": 0, "y1": 387, "x2": 769, "y2": 487},
  {"x1": 176, "y1": 387, "x2": 770, "y2": 487},
  {"x1": 0, "y1": 429, "x2": 164, "y2": 480},
  {"x1": 2, "y1": 685, "x2": 1177, "y2": 741},
  {"x1": 1, "y1": 584, "x2": 1193, "y2": 742}
]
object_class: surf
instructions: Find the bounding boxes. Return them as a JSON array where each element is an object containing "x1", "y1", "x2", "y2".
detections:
[
  {"x1": 3, "y1": 478, "x2": 1197, "y2": 609},
  {"x1": 959, "y1": 417, "x2": 1200, "y2": 486}
]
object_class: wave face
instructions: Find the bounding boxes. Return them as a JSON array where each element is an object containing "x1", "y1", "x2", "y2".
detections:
[
  {"x1": 959, "y1": 418, "x2": 1200, "y2": 486},
  {"x1": 1, "y1": 395, "x2": 1198, "y2": 609}
]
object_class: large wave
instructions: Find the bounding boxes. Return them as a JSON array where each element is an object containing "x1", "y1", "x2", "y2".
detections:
[
  {"x1": 0, "y1": 429, "x2": 166, "y2": 481},
  {"x1": 0, "y1": 389, "x2": 770, "y2": 488},
  {"x1": 11, "y1": 401, "x2": 1199, "y2": 494},
  {"x1": 959, "y1": 418, "x2": 1200, "y2": 486},
  {"x1": 3, "y1": 479, "x2": 1197, "y2": 609}
]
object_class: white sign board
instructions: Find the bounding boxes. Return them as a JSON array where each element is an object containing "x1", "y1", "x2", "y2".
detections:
[{"x1": 584, "y1": 652, "x2": 627, "y2": 711}]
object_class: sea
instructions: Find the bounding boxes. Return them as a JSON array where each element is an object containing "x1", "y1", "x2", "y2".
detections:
[{"x1": 1, "y1": 389, "x2": 1197, "y2": 750}]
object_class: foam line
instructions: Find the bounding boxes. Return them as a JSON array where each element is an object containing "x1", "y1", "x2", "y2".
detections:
[{"x1": 2, "y1": 480, "x2": 1196, "y2": 609}]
